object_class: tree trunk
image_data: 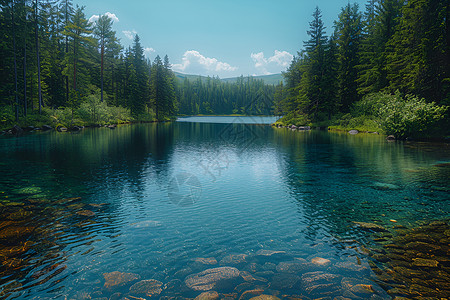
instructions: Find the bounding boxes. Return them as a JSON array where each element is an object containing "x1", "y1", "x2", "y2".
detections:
[
  {"x1": 23, "y1": 4, "x2": 27, "y2": 117},
  {"x1": 73, "y1": 38, "x2": 77, "y2": 90},
  {"x1": 35, "y1": 0, "x2": 43, "y2": 114},
  {"x1": 65, "y1": 0, "x2": 69, "y2": 105},
  {"x1": 12, "y1": 0, "x2": 19, "y2": 121},
  {"x1": 101, "y1": 42, "x2": 104, "y2": 102}
]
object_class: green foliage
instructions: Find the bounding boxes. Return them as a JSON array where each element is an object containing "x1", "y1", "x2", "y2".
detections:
[
  {"x1": 278, "y1": 111, "x2": 310, "y2": 127},
  {"x1": 177, "y1": 75, "x2": 276, "y2": 116},
  {"x1": 351, "y1": 91, "x2": 393, "y2": 117},
  {"x1": 378, "y1": 94, "x2": 448, "y2": 139},
  {"x1": 0, "y1": 106, "x2": 15, "y2": 127},
  {"x1": 330, "y1": 113, "x2": 381, "y2": 132}
]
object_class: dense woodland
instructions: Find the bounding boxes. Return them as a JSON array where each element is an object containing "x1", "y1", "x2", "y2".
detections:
[
  {"x1": 177, "y1": 76, "x2": 275, "y2": 115},
  {"x1": 0, "y1": 0, "x2": 276, "y2": 128},
  {"x1": 0, "y1": 0, "x2": 449, "y2": 138},
  {"x1": 0, "y1": 0, "x2": 178, "y2": 126},
  {"x1": 276, "y1": 0, "x2": 449, "y2": 138}
]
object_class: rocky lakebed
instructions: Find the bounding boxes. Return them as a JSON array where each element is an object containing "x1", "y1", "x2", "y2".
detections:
[{"x1": 0, "y1": 195, "x2": 449, "y2": 300}]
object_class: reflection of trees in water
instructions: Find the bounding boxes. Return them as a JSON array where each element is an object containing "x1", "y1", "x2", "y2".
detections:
[
  {"x1": 272, "y1": 129, "x2": 450, "y2": 243},
  {"x1": 0, "y1": 124, "x2": 179, "y2": 297}
]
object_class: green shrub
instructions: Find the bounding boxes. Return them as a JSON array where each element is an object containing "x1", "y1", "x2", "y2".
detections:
[
  {"x1": 108, "y1": 105, "x2": 133, "y2": 124},
  {"x1": 0, "y1": 106, "x2": 15, "y2": 128},
  {"x1": 78, "y1": 94, "x2": 109, "y2": 125},
  {"x1": 377, "y1": 94, "x2": 448, "y2": 139},
  {"x1": 351, "y1": 92, "x2": 393, "y2": 117},
  {"x1": 278, "y1": 111, "x2": 310, "y2": 126}
]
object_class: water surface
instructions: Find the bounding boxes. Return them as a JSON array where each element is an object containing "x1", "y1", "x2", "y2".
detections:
[{"x1": 0, "y1": 117, "x2": 448, "y2": 299}]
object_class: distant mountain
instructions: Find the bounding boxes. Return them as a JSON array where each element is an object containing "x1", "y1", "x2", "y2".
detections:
[{"x1": 174, "y1": 72, "x2": 284, "y2": 85}]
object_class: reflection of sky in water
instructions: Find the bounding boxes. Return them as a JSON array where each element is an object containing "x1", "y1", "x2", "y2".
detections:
[{"x1": 0, "y1": 120, "x2": 448, "y2": 299}]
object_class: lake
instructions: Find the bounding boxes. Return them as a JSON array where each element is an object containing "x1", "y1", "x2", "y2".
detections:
[{"x1": 0, "y1": 117, "x2": 449, "y2": 299}]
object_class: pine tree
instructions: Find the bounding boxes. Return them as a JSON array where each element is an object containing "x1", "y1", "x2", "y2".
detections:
[
  {"x1": 93, "y1": 14, "x2": 114, "y2": 102},
  {"x1": 301, "y1": 6, "x2": 328, "y2": 120},
  {"x1": 387, "y1": 0, "x2": 450, "y2": 104},
  {"x1": 334, "y1": 3, "x2": 363, "y2": 111},
  {"x1": 357, "y1": 0, "x2": 403, "y2": 95},
  {"x1": 63, "y1": 5, "x2": 93, "y2": 121}
]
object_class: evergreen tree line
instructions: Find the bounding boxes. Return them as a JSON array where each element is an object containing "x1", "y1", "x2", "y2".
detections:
[
  {"x1": 276, "y1": 0, "x2": 450, "y2": 126},
  {"x1": 0, "y1": 0, "x2": 176, "y2": 125},
  {"x1": 177, "y1": 76, "x2": 276, "y2": 115}
]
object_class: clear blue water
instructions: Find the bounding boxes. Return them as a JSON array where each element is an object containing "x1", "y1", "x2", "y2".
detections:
[
  {"x1": 0, "y1": 117, "x2": 449, "y2": 299},
  {"x1": 176, "y1": 115, "x2": 280, "y2": 124}
]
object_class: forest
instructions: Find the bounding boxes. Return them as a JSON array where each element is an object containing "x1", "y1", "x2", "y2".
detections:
[
  {"x1": 275, "y1": 0, "x2": 449, "y2": 138},
  {"x1": 0, "y1": 0, "x2": 277, "y2": 130},
  {"x1": 0, "y1": 0, "x2": 178, "y2": 128},
  {"x1": 0, "y1": 0, "x2": 449, "y2": 139}
]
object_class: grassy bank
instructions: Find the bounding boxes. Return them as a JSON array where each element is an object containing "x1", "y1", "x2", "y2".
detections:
[{"x1": 275, "y1": 92, "x2": 449, "y2": 140}]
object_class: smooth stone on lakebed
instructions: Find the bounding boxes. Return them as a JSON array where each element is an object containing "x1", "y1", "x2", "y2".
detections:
[
  {"x1": 255, "y1": 249, "x2": 286, "y2": 256},
  {"x1": 238, "y1": 289, "x2": 264, "y2": 300},
  {"x1": 194, "y1": 291, "x2": 219, "y2": 300},
  {"x1": 103, "y1": 271, "x2": 140, "y2": 289},
  {"x1": 129, "y1": 279, "x2": 163, "y2": 296},
  {"x1": 311, "y1": 257, "x2": 331, "y2": 266},
  {"x1": 270, "y1": 273, "x2": 300, "y2": 290},
  {"x1": 185, "y1": 267, "x2": 240, "y2": 291},
  {"x1": 276, "y1": 260, "x2": 309, "y2": 273},
  {"x1": 353, "y1": 221, "x2": 388, "y2": 232},
  {"x1": 195, "y1": 257, "x2": 218, "y2": 265},
  {"x1": 220, "y1": 254, "x2": 248, "y2": 265},
  {"x1": 349, "y1": 284, "x2": 376, "y2": 294},
  {"x1": 249, "y1": 295, "x2": 281, "y2": 300},
  {"x1": 412, "y1": 258, "x2": 439, "y2": 267}
]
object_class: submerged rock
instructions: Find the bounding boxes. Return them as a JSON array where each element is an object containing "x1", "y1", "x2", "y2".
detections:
[
  {"x1": 194, "y1": 291, "x2": 219, "y2": 300},
  {"x1": 76, "y1": 210, "x2": 95, "y2": 217},
  {"x1": 220, "y1": 254, "x2": 248, "y2": 265},
  {"x1": 195, "y1": 257, "x2": 218, "y2": 265},
  {"x1": 311, "y1": 257, "x2": 331, "y2": 266},
  {"x1": 238, "y1": 289, "x2": 264, "y2": 300},
  {"x1": 249, "y1": 296, "x2": 281, "y2": 300},
  {"x1": 270, "y1": 273, "x2": 300, "y2": 290},
  {"x1": 372, "y1": 182, "x2": 401, "y2": 190},
  {"x1": 349, "y1": 284, "x2": 376, "y2": 295},
  {"x1": 353, "y1": 221, "x2": 388, "y2": 232},
  {"x1": 185, "y1": 267, "x2": 240, "y2": 291},
  {"x1": 412, "y1": 258, "x2": 439, "y2": 267},
  {"x1": 129, "y1": 279, "x2": 163, "y2": 297},
  {"x1": 255, "y1": 249, "x2": 286, "y2": 257},
  {"x1": 103, "y1": 271, "x2": 140, "y2": 289},
  {"x1": 276, "y1": 261, "x2": 309, "y2": 273}
]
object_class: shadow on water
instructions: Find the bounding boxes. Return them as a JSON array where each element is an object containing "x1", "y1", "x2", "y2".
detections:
[{"x1": 0, "y1": 123, "x2": 448, "y2": 299}]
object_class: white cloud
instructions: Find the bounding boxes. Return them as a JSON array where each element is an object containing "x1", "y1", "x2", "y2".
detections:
[
  {"x1": 89, "y1": 12, "x2": 119, "y2": 24},
  {"x1": 104, "y1": 12, "x2": 119, "y2": 23},
  {"x1": 268, "y1": 50, "x2": 294, "y2": 67},
  {"x1": 172, "y1": 50, "x2": 237, "y2": 75},
  {"x1": 89, "y1": 15, "x2": 99, "y2": 24},
  {"x1": 123, "y1": 30, "x2": 137, "y2": 40},
  {"x1": 144, "y1": 47, "x2": 156, "y2": 57},
  {"x1": 251, "y1": 50, "x2": 294, "y2": 75}
]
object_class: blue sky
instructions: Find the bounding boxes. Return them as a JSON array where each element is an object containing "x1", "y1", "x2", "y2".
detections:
[{"x1": 80, "y1": 0, "x2": 367, "y2": 78}]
